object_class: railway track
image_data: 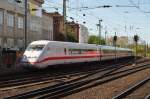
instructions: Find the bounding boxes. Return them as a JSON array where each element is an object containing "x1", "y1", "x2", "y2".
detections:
[
  {"x1": 145, "y1": 93, "x2": 150, "y2": 99},
  {"x1": 39, "y1": 63, "x2": 150, "y2": 99},
  {"x1": 0, "y1": 60, "x2": 130, "y2": 95},
  {"x1": 1, "y1": 58, "x2": 132, "y2": 98},
  {"x1": 113, "y1": 77, "x2": 150, "y2": 99},
  {"x1": 5, "y1": 66, "x2": 122, "y2": 99},
  {"x1": 0, "y1": 58, "x2": 133, "y2": 90},
  {"x1": 0, "y1": 57, "x2": 137, "y2": 81},
  {"x1": 0, "y1": 65, "x2": 116, "y2": 91},
  {"x1": 5, "y1": 58, "x2": 150, "y2": 99}
]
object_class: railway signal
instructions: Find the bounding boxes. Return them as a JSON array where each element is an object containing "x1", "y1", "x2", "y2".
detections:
[
  {"x1": 134, "y1": 35, "x2": 139, "y2": 64},
  {"x1": 113, "y1": 33, "x2": 118, "y2": 63},
  {"x1": 134, "y1": 35, "x2": 139, "y2": 42},
  {"x1": 113, "y1": 35, "x2": 118, "y2": 42},
  {"x1": 96, "y1": 19, "x2": 102, "y2": 45}
]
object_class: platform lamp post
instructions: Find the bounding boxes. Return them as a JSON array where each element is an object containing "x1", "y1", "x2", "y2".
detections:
[
  {"x1": 113, "y1": 32, "x2": 117, "y2": 63},
  {"x1": 105, "y1": 29, "x2": 107, "y2": 45},
  {"x1": 144, "y1": 41, "x2": 148, "y2": 58},
  {"x1": 63, "y1": 0, "x2": 67, "y2": 41},
  {"x1": 96, "y1": 19, "x2": 102, "y2": 62},
  {"x1": 144, "y1": 41, "x2": 147, "y2": 57},
  {"x1": 98, "y1": 19, "x2": 102, "y2": 45},
  {"x1": 24, "y1": 0, "x2": 28, "y2": 49},
  {"x1": 134, "y1": 35, "x2": 139, "y2": 64},
  {"x1": 143, "y1": 41, "x2": 147, "y2": 57}
]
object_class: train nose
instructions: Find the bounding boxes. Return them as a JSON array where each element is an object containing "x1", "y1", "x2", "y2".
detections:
[
  {"x1": 20, "y1": 54, "x2": 38, "y2": 63},
  {"x1": 21, "y1": 55, "x2": 28, "y2": 62},
  {"x1": 20, "y1": 57, "x2": 38, "y2": 69}
]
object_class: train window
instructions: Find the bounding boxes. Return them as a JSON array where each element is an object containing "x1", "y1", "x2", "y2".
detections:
[
  {"x1": 26, "y1": 44, "x2": 45, "y2": 51},
  {"x1": 69, "y1": 48, "x2": 82, "y2": 54}
]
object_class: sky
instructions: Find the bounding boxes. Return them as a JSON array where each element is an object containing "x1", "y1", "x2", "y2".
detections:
[{"x1": 42, "y1": 0, "x2": 150, "y2": 43}]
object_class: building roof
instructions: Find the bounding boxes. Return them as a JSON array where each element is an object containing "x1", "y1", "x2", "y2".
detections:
[
  {"x1": 34, "y1": 0, "x2": 44, "y2": 4},
  {"x1": 46, "y1": 12, "x2": 63, "y2": 17}
]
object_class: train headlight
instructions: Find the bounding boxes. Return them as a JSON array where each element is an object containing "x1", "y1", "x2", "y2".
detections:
[{"x1": 22, "y1": 55, "x2": 27, "y2": 61}]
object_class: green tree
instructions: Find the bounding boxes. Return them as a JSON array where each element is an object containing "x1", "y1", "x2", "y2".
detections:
[
  {"x1": 88, "y1": 35, "x2": 105, "y2": 45},
  {"x1": 66, "y1": 33, "x2": 78, "y2": 42},
  {"x1": 128, "y1": 44, "x2": 148, "y2": 57}
]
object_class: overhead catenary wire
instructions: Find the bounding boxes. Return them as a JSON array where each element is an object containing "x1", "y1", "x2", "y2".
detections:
[
  {"x1": 129, "y1": 0, "x2": 150, "y2": 18},
  {"x1": 42, "y1": 0, "x2": 150, "y2": 40},
  {"x1": 43, "y1": 0, "x2": 97, "y2": 25},
  {"x1": 43, "y1": 1, "x2": 98, "y2": 33},
  {"x1": 43, "y1": 0, "x2": 126, "y2": 28}
]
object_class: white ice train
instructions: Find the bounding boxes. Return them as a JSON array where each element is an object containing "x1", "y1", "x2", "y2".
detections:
[{"x1": 20, "y1": 40, "x2": 133, "y2": 69}]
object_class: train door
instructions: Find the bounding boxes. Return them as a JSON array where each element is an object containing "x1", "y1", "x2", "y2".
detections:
[
  {"x1": 97, "y1": 46, "x2": 101, "y2": 62},
  {"x1": 63, "y1": 47, "x2": 68, "y2": 64}
]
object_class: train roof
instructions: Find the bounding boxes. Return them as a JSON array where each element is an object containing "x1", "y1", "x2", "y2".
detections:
[
  {"x1": 29, "y1": 40, "x2": 97, "y2": 48},
  {"x1": 99, "y1": 45, "x2": 132, "y2": 51},
  {"x1": 29, "y1": 40, "x2": 132, "y2": 51},
  {"x1": 30, "y1": 40, "x2": 50, "y2": 45}
]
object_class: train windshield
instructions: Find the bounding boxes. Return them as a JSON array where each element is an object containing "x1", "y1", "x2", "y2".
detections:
[{"x1": 26, "y1": 44, "x2": 45, "y2": 51}]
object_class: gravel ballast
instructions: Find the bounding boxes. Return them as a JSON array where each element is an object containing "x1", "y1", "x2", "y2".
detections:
[{"x1": 63, "y1": 66, "x2": 150, "y2": 99}]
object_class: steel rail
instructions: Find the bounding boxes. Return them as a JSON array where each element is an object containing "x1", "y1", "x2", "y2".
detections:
[
  {"x1": 39, "y1": 64, "x2": 150, "y2": 98},
  {"x1": 113, "y1": 77, "x2": 150, "y2": 99},
  {"x1": 6, "y1": 61, "x2": 148, "y2": 99},
  {"x1": 145, "y1": 93, "x2": 150, "y2": 99},
  {"x1": 1, "y1": 58, "x2": 132, "y2": 89},
  {"x1": 6, "y1": 64, "x2": 125, "y2": 99}
]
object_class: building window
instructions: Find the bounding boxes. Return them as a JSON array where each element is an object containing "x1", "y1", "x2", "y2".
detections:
[
  {"x1": 7, "y1": 38, "x2": 14, "y2": 48},
  {"x1": 17, "y1": 39, "x2": 23, "y2": 48},
  {"x1": 0, "y1": 10, "x2": 3, "y2": 32},
  {"x1": 0, "y1": 10, "x2": 3, "y2": 25},
  {"x1": 30, "y1": 19, "x2": 40, "y2": 32},
  {"x1": 7, "y1": 13, "x2": 14, "y2": 27},
  {"x1": 8, "y1": 0, "x2": 24, "y2": 8},
  {"x1": 18, "y1": 16, "x2": 23, "y2": 29}
]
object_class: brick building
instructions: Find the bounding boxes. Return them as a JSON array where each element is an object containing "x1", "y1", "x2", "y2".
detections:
[
  {"x1": 66, "y1": 21, "x2": 80, "y2": 42},
  {"x1": 48, "y1": 12, "x2": 65, "y2": 41},
  {"x1": 46, "y1": 12, "x2": 81, "y2": 42}
]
